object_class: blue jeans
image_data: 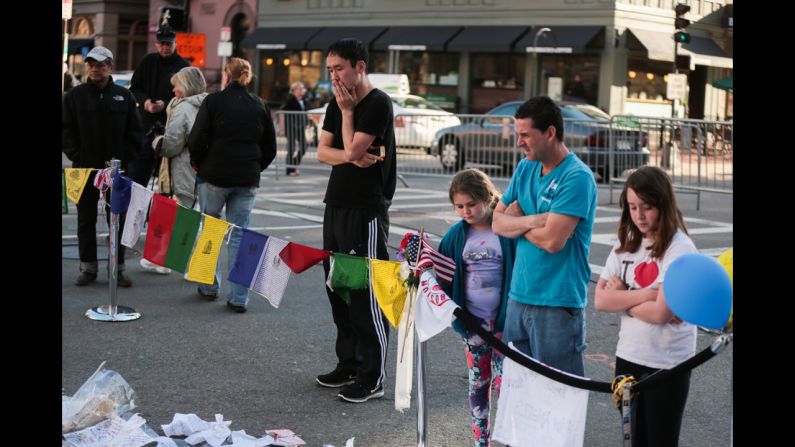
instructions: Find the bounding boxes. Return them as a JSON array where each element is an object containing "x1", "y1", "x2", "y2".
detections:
[
  {"x1": 502, "y1": 300, "x2": 587, "y2": 376},
  {"x1": 197, "y1": 183, "x2": 257, "y2": 306}
]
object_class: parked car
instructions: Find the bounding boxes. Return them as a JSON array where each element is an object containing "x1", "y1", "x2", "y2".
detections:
[
  {"x1": 113, "y1": 70, "x2": 134, "y2": 89},
  {"x1": 430, "y1": 100, "x2": 649, "y2": 180},
  {"x1": 306, "y1": 94, "x2": 461, "y2": 151}
]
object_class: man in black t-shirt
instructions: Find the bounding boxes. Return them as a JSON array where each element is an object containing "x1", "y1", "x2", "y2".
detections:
[{"x1": 315, "y1": 38, "x2": 396, "y2": 404}]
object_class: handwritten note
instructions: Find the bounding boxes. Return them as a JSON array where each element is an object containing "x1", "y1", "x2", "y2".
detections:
[{"x1": 492, "y1": 351, "x2": 589, "y2": 447}]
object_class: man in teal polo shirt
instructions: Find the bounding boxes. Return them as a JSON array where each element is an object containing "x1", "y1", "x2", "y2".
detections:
[{"x1": 492, "y1": 96, "x2": 597, "y2": 376}]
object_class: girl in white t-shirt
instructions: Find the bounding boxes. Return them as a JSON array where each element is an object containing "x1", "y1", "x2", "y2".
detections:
[{"x1": 595, "y1": 166, "x2": 697, "y2": 446}]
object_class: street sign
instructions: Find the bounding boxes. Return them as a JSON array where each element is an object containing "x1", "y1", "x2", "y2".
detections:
[
  {"x1": 63, "y1": 0, "x2": 72, "y2": 19},
  {"x1": 220, "y1": 26, "x2": 231, "y2": 42},
  {"x1": 218, "y1": 41, "x2": 233, "y2": 57},
  {"x1": 667, "y1": 73, "x2": 688, "y2": 100},
  {"x1": 176, "y1": 32, "x2": 206, "y2": 67}
]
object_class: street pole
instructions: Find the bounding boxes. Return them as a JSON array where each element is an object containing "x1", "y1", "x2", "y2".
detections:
[
  {"x1": 672, "y1": 42, "x2": 678, "y2": 119},
  {"x1": 85, "y1": 159, "x2": 141, "y2": 322}
]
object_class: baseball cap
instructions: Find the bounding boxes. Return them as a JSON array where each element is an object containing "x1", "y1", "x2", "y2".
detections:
[
  {"x1": 85, "y1": 46, "x2": 113, "y2": 63},
  {"x1": 156, "y1": 25, "x2": 177, "y2": 43}
]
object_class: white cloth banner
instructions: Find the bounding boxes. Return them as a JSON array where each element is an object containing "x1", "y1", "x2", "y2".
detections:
[
  {"x1": 121, "y1": 183, "x2": 154, "y2": 248},
  {"x1": 492, "y1": 345, "x2": 589, "y2": 447},
  {"x1": 394, "y1": 263, "x2": 418, "y2": 412},
  {"x1": 251, "y1": 237, "x2": 291, "y2": 308},
  {"x1": 414, "y1": 270, "x2": 459, "y2": 342}
]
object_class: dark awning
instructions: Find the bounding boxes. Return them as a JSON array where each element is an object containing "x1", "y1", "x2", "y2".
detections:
[
  {"x1": 240, "y1": 27, "x2": 321, "y2": 50},
  {"x1": 711, "y1": 76, "x2": 733, "y2": 92},
  {"x1": 515, "y1": 26, "x2": 604, "y2": 54},
  {"x1": 681, "y1": 37, "x2": 733, "y2": 69},
  {"x1": 372, "y1": 26, "x2": 463, "y2": 52},
  {"x1": 306, "y1": 27, "x2": 388, "y2": 51},
  {"x1": 627, "y1": 28, "x2": 732, "y2": 68},
  {"x1": 446, "y1": 26, "x2": 530, "y2": 53},
  {"x1": 68, "y1": 38, "x2": 94, "y2": 55}
]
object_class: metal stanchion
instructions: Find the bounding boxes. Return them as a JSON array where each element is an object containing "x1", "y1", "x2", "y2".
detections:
[
  {"x1": 416, "y1": 335, "x2": 427, "y2": 447},
  {"x1": 86, "y1": 159, "x2": 141, "y2": 322}
]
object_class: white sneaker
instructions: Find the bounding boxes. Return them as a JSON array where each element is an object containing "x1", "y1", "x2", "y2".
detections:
[{"x1": 139, "y1": 258, "x2": 171, "y2": 275}]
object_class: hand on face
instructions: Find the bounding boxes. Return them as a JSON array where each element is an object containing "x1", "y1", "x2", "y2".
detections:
[{"x1": 333, "y1": 79, "x2": 356, "y2": 112}]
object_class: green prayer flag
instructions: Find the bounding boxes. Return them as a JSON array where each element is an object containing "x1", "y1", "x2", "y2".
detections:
[
  {"x1": 330, "y1": 253, "x2": 369, "y2": 304},
  {"x1": 164, "y1": 206, "x2": 201, "y2": 273}
]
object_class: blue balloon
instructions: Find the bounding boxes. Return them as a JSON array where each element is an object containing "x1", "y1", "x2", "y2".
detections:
[{"x1": 663, "y1": 253, "x2": 733, "y2": 330}]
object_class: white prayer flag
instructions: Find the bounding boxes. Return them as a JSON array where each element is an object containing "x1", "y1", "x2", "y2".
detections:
[
  {"x1": 414, "y1": 270, "x2": 459, "y2": 342},
  {"x1": 121, "y1": 183, "x2": 153, "y2": 248},
  {"x1": 492, "y1": 344, "x2": 589, "y2": 447},
  {"x1": 395, "y1": 262, "x2": 417, "y2": 412},
  {"x1": 251, "y1": 237, "x2": 291, "y2": 308}
]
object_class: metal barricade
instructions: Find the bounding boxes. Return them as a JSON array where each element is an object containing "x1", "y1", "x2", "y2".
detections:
[
  {"x1": 608, "y1": 116, "x2": 733, "y2": 210},
  {"x1": 272, "y1": 111, "x2": 733, "y2": 195}
]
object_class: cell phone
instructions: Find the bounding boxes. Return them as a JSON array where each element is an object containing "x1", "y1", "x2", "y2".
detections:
[{"x1": 367, "y1": 145, "x2": 385, "y2": 159}]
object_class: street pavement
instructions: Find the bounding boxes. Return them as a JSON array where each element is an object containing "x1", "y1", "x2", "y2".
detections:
[{"x1": 62, "y1": 158, "x2": 733, "y2": 446}]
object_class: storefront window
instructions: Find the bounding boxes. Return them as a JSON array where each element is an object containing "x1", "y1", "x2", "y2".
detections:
[
  {"x1": 470, "y1": 54, "x2": 524, "y2": 114},
  {"x1": 369, "y1": 51, "x2": 388, "y2": 74},
  {"x1": 539, "y1": 55, "x2": 600, "y2": 105},
  {"x1": 259, "y1": 50, "x2": 323, "y2": 108},
  {"x1": 626, "y1": 59, "x2": 671, "y2": 102},
  {"x1": 396, "y1": 51, "x2": 459, "y2": 111}
]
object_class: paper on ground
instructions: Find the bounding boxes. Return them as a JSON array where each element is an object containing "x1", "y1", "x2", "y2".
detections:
[{"x1": 62, "y1": 413, "x2": 155, "y2": 447}]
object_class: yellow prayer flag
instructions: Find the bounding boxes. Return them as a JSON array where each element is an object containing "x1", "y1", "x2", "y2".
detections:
[
  {"x1": 64, "y1": 168, "x2": 93, "y2": 204},
  {"x1": 186, "y1": 215, "x2": 230, "y2": 285},
  {"x1": 370, "y1": 259, "x2": 408, "y2": 328}
]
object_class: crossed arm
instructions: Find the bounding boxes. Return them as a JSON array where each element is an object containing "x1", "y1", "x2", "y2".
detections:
[
  {"x1": 492, "y1": 201, "x2": 576, "y2": 254},
  {"x1": 595, "y1": 277, "x2": 678, "y2": 324}
]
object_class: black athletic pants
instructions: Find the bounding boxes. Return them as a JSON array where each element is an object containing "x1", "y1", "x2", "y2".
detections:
[
  {"x1": 322, "y1": 205, "x2": 390, "y2": 391},
  {"x1": 615, "y1": 356, "x2": 691, "y2": 447}
]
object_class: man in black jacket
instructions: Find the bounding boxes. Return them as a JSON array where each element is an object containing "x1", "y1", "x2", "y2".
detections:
[
  {"x1": 62, "y1": 46, "x2": 143, "y2": 287},
  {"x1": 128, "y1": 24, "x2": 190, "y2": 188}
]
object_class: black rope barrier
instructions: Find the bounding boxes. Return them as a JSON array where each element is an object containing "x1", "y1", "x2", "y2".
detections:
[{"x1": 452, "y1": 307, "x2": 731, "y2": 394}]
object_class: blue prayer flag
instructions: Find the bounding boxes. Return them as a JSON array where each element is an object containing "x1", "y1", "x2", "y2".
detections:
[
  {"x1": 228, "y1": 229, "x2": 269, "y2": 288},
  {"x1": 110, "y1": 172, "x2": 132, "y2": 214}
]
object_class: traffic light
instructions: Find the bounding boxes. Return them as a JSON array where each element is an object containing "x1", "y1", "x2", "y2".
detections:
[
  {"x1": 674, "y1": 3, "x2": 691, "y2": 44},
  {"x1": 674, "y1": 32, "x2": 690, "y2": 43}
]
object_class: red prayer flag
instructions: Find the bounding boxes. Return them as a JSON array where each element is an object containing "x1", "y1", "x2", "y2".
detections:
[
  {"x1": 143, "y1": 195, "x2": 178, "y2": 266},
  {"x1": 279, "y1": 242, "x2": 331, "y2": 274}
]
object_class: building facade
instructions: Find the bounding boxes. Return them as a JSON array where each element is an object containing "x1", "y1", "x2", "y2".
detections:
[
  {"x1": 147, "y1": 0, "x2": 259, "y2": 91},
  {"x1": 242, "y1": 0, "x2": 732, "y2": 119},
  {"x1": 66, "y1": 0, "x2": 151, "y2": 80}
]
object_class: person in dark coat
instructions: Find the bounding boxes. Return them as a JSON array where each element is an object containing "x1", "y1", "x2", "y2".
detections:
[
  {"x1": 188, "y1": 57, "x2": 277, "y2": 312},
  {"x1": 128, "y1": 24, "x2": 190, "y2": 188},
  {"x1": 62, "y1": 46, "x2": 143, "y2": 287},
  {"x1": 280, "y1": 81, "x2": 308, "y2": 176}
]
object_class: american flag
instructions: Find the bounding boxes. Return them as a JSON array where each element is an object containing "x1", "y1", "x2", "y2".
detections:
[
  {"x1": 397, "y1": 232, "x2": 421, "y2": 264},
  {"x1": 417, "y1": 239, "x2": 455, "y2": 284}
]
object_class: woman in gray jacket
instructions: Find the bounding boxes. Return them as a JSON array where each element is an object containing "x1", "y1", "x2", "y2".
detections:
[
  {"x1": 144, "y1": 67, "x2": 207, "y2": 275},
  {"x1": 153, "y1": 66, "x2": 208, "y2": 208}
]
